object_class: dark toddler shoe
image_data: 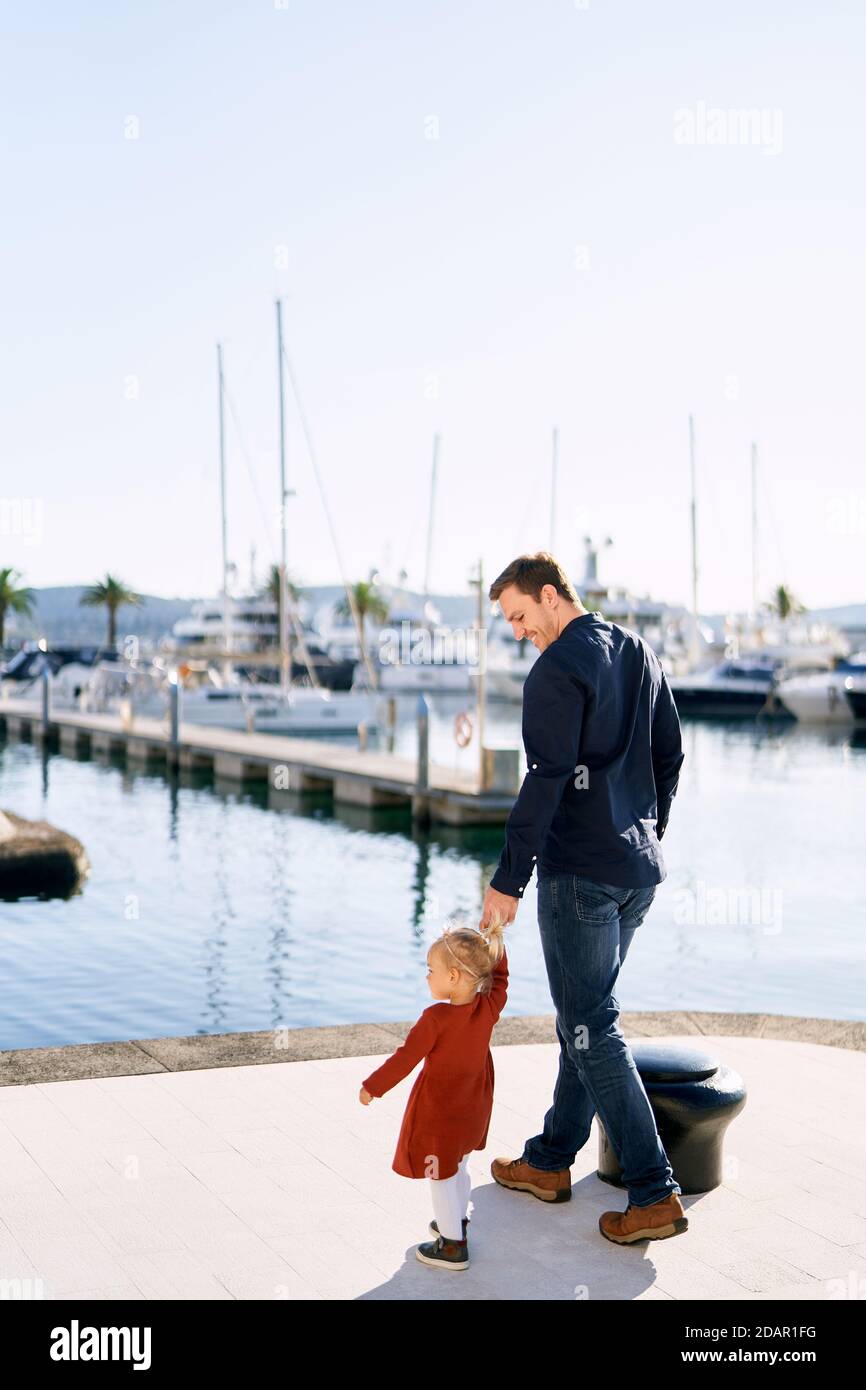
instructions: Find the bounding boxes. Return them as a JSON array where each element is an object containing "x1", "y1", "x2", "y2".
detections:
[{"x1": 415, "y1": 1233, "x2": 470, "y2": 1270}]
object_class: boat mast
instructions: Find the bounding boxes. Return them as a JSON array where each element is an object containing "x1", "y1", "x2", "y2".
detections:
[
  {"x1": 276, "y1": 298, "x2": 292, "y2": 698},
  {"x1": 474, "y1": 555, "x2": 486, "y2": 785},
  {"x1": 550, "y1": 426, "x2": 558, "y2": 553},
  {"x1": 422, "y1": 433, "x2": 440, "y2": 613},
  {"x1": 688, "y1": 413, "x2": 700, "y2": 669},
  {"x1": 217, "y1": 342, "x2": 232, "y2": 668},
  {"x1": 751, "y1": 440, "x2": 759, "y2": 619}
]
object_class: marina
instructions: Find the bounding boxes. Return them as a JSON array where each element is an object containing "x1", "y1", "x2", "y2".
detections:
[
  {"x1": 1, "y1": 0, "x2": 862, "y2": 1324},
  {"x1": 1, "y1": 705, "x2": 863, "y2": 1052},
  {"x1": 0, "y1": 693, "x2": 518, "y2": 824}
]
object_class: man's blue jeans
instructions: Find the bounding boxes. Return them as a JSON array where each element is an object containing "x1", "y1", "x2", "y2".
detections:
[{"x1": 522, "y1": 872, "x2": 682, "y2": 1209}]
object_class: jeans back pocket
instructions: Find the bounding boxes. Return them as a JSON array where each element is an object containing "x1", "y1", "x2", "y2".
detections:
[{"x1": 573, "y1": 876, "x2": 624, "y2": 923}]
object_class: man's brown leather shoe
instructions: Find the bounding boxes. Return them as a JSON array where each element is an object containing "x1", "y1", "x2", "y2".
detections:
[
  {"x1": 598, "y1": 1192, "x2": 688, "y2": 1244},
  {"x1": 490, "y1": 1155, "x2": 572, "y2": 1203}
]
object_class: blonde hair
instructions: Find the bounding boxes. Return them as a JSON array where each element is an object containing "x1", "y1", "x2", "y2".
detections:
[{"x1": 432, "y1": 918, "x2": 506, "y2": 997}]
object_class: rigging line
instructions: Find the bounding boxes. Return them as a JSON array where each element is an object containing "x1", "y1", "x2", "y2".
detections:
[
  {"x1": 196, "y1": 340, "x2": 264, "y2": 485},
  {"x1": 279, "y1": 338, "x2": 380, "y2": 691},
  {"x1": 223, "y1": 372, "x2": 322, "y2": 688},
  {"x1": 223, "y1": 374, "x2": 321, "y2": 688},
  {"x1": 221, "y1": 379, "x2": 279, "y2": 564}
]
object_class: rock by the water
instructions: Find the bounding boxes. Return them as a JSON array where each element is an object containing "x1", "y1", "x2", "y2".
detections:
[{"x1": 0, "y1": 809, "x2": 90, "y2": 899}]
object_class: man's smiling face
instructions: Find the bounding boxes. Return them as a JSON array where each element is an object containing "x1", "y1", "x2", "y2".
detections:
[{"x1": 497, "y1": 582, "x2": 560, "y2": 652}]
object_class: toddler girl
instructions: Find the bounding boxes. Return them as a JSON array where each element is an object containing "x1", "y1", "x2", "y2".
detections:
[{"x1": 359, "y1": 918, "x2": 509, "y2": 1271}]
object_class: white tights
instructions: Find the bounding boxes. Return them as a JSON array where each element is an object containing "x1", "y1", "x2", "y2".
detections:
[{"x1": 428, "y1": 1153, "x2": 472, "y2": 1240}]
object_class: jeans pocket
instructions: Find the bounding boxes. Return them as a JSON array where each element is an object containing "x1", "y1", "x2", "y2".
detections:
[
  {"x1": 573, "y1": 876, "x2": 622, "y2": 923},
  {"x1": 622, "y1": 885, "x2": 656, "y2": 930}
]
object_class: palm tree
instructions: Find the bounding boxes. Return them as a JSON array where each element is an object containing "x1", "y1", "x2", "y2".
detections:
[
  {"x1": 334, "y1": 571, "x2": 389, "y2": 673},
  {"x1": 0, "y1": 567, "x2": 36, "y2": 648},
  {"x1": 770, "y1": 584, "x2": 805, "y2": 623},
  {"x1": 79, "y1": 574, "x2": 144, "y2": 648},
  {"x1": 261, "y1": 563, "x2": 300, "y2": 607}
]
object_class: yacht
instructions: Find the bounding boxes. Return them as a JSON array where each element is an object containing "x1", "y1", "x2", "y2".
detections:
[
  {"x1": 668, "y1": 655, "x2": 782, "y2": 717},
  {"x1": 1, "y1": 643, "x2": 122, "y2": 707},
  {"x1": 164, "y1": 594, "x2": 357, "y2": 691},
  {"x1": 774, "y1": 652, "x2": 866, "y2": 725},
  {"x1": 82, "y1": 660, "x2": 379, "y2": 734},
  {"x1": 166, "y1": 594, "x2": 279, "y2": 653},
  {"x1": 171, "y1": 675, "x2": 378, "y2": 734},
  {"x1": 372, "y1": 600, "x2": 482, "y2": 694},
  {"x1": 844, "y1": 682, "x2": 866, "y2": 723}
]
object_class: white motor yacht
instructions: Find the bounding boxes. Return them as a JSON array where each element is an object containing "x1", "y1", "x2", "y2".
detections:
[
  {"x1": 668, "y1": 656, "x2": 781, "y2": 717},
  {"x1": 774, "y1": 653, "x2": 866, "y2": 725},
  {"x1": 81, "y1": 662, "x2": 379, "y2": 735}
]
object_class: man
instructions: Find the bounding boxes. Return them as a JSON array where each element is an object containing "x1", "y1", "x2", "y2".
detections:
[{"x1": 479, "y1": 551, "x2": 688, "y2": 1245}]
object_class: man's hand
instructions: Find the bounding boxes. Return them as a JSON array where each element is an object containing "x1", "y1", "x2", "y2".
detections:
[
  {"x1": 359, "y1": 1086, "x2": 374, "y2": 1105},
  {"x1": 479, "y1": 885, "x2": 519, "y2": 932}
]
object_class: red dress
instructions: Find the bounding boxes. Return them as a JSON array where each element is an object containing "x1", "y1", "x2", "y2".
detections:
[{"x1": 361, "y1": 950, "x2": 509, "y2": 1180}]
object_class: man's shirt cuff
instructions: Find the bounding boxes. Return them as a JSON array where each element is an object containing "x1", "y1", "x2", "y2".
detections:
[{"x1": 490, "y1": 864, "x2": 533, "y2": 898}]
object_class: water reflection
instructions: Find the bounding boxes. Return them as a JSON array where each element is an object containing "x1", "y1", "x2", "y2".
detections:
[{"x1": 0, "y1": 710, "x2": 864, "y2": 1048}]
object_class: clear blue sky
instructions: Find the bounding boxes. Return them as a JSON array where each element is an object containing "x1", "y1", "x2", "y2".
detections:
[{"x1": 2, "y1": 0, "x2": 863, "y2": 613}]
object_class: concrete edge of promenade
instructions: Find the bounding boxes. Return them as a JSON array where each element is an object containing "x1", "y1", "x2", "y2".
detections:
[{"x1": 1, "y1": 1011, "x2": 863, "y2": 1087}]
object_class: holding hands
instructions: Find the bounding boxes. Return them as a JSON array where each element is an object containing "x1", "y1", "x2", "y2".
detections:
[
  {"x1": 358, "y1": 886, "x2": 517, "y2": 1106},
  {"x1": 479, "y1": 885, "x2": 519, "y2": 933}
]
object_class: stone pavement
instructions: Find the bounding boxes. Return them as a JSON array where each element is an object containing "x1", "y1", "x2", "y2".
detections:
[{"x1": 1, "y1": 1024, "x2": 865, "y2": 1300}]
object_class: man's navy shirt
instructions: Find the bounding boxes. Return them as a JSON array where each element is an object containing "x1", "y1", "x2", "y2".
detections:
[{"x1": 490, "y1": 611, "x2": 685, "y2": 898}]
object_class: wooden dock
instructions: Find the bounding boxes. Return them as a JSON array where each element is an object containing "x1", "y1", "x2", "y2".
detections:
[{"x1": 0, "y1": 697, "x2": 519, "y2": 825}]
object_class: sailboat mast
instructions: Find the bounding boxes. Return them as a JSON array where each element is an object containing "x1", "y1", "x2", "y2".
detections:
[
  {"x1": 550, "y1": 426, "x2": 559, "y2": 553},
  {"x1": 217, "y1": 342, "x2": 231, "y2": 662},
  {"x1": 751, "y1": 440, "x2": 759, "y2": 618},
  {"x1": 688, "y1": 413, "x2": 699, "y2": 669},
  {"x1": 475, "y1": 555, "x2": 486, "y2": 784},
  {"x1": 423, "y1": 433, "x2": 440, "y2": 608},
  {"x1": 276, "y1": 298, "x2": 291, "y2": 698}
]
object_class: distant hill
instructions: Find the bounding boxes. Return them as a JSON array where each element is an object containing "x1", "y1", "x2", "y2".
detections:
[
  {"x1": 2, "y1": 582, "x2": 482, "y2": 650},
  {"x1": 699, "y1": 603, "x2": 866, "y2": 632},
  {"x1": 803, "y1": 603, "x2": 866, "y2": 628},
  {"x1": 3, "y1": 587, "x2": 198, "y2": 649},
  {"x1": 4, "y1": 585, "x2": 865, "y2": 651}
]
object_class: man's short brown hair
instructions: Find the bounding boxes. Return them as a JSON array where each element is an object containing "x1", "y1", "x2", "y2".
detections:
[{"x1": 488, "y1": 551, "x2": 579, "y2": 605}]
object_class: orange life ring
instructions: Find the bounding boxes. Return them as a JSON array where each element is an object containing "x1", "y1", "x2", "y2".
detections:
[{"x1": 454, "y1": 711, "x2": 473, "y2": 747}]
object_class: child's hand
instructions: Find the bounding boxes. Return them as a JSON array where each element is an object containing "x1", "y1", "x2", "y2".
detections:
[{"x1": 359, "y1": 1086, "x2": 374, "y2": 1105}]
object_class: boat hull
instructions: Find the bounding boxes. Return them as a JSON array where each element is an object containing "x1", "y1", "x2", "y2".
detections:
[
  {"x1": 776, "y1": 675, "x2": 863, "y2": 725},
  {"x1": 377, "y1": 664, "x2": 473, "y2": 693},
  {"x1": 669, "y1": 682, "x2": 776, "y2": 718}
]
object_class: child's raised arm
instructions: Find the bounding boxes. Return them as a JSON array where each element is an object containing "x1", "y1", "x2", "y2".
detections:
[
  {"x1": 486, "y1": 946, "x2": 509, "y2": 1023},
  {"x1": 360, "y1": 1006, "x2": 443, "y2": 1099}
]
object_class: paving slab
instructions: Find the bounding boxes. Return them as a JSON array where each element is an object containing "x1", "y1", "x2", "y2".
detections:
[{"x1": 1, "y1": 1031, "x2": 864, "y2": 1301}]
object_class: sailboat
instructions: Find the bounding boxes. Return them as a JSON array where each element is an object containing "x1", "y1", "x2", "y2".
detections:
[
  {"x1": 375, "y1": 435, "x2": 480, "y2": 694},
  {"x1": 95, "y1": 309, "x2": 381, "y2": 736}
]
